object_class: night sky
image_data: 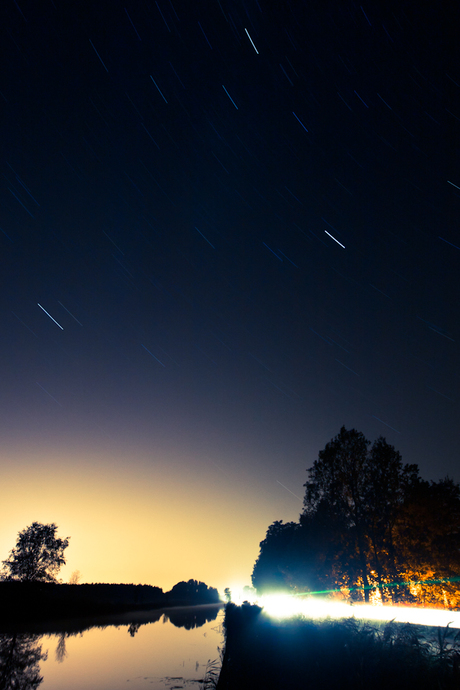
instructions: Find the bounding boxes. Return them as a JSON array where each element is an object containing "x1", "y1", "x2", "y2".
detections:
[{"x1": 1, "y1": 0, "x2": 459, "y2": 593}]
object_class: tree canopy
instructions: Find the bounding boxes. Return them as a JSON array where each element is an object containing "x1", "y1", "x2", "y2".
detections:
[
  {"x1": 252, "y1": 428, "x2": 460, "y2": 607},
  {"x1": 1, "y1": 522, "x2": 70, "y2": 583}
]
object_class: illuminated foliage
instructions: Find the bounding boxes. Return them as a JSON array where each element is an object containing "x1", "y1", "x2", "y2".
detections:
[{"x1": 253, "y1": 428, "x2": 460, "y2": 608}]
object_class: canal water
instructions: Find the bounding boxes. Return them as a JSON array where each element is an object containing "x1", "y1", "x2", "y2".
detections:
[{"x1": 0, "y1": 605, "x2": 224, "y2": 690}]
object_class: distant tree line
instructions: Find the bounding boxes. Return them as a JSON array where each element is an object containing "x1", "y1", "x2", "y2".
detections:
[
  {"x1": 252, "y1": 427, "x2": 460, "y2": 607},
  {"x1": 0, "y1": 523, "x2": 221, "y2": 621}
]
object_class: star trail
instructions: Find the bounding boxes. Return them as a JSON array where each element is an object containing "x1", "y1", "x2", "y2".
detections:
[{"x1": 1, "y1": 0, "x2": 458, "y2": 592}]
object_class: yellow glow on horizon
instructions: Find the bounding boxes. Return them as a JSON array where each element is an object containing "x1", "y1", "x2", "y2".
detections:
[{"x1": 1, "y1": 444, "x2": 300, "y2": 594}]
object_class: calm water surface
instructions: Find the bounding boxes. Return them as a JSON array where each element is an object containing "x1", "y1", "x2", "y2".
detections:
[{"x1": 0, "y1": 605, "x2": 224, "y2": 690}]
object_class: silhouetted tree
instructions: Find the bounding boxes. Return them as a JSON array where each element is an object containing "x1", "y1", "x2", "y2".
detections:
[
  {"x1": 362, "y1": 436, "x2": 420, "y2": 601},
  {"x1": 167, "y1": 579, "x2": 220, "y2": 604},
  {"x1": 68, "y1": 570, "x2": 81, "y2": 585},
  {"x1": 302, "y1": 427, "x2": 425, "y2": 602},
  {"x1": 1, "y1": 523, "x2": 69, "y2": 583},
  {"x1": 303, "y1": 427, "x2": 374, "y2": 600},
  {"x1": 55, "y1": 634, "x2": 68, "y2": 663},
  {"x1": 165, "y1": 606, "x2": 220, "y2": 629},
  {"x1": 127, "y1": 623, "x2": 141, "y2": 637},
  {"x1": 253, "y1": 428, "x2": 460, "y2": 607},
  {"x1": 252, "y1": 521, "x2": 299, "y2": 593},
  {"x1": 0, "y1": 634, "x2": 47, "y2": 690}
]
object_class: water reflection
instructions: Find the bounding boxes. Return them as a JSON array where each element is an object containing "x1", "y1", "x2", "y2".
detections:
[
  {"x1": 120, "y1": 606, "x2": 220, "y2": 637},
  {"x1": 0, "y1": 633, "x2": 47, "y2": 690},
  {"x1": 0, "y1": 605, "x2": 223, "y2": 689},
  {"x1": 164, "y1": 606, "x2": 219, "y2": 630}
]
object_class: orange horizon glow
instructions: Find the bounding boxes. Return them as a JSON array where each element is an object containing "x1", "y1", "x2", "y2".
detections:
[{"x1": 0, "y1": 441, "x2": 300, "y2": 595}]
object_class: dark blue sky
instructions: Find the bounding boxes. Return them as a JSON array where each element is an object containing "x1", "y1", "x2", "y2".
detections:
[{"x1": 1, "y1": 0, "x2": 459, "y2": 588}]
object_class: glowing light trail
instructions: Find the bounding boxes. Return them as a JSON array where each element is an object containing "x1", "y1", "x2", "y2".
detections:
[
  {"x1": 228, "y1": 575, "x2": 460, "y2": 629},
  {"x1": 150, "y1": 76, "x2": 168, "y2": 103},
  {"x1": 292, "y1": 111, "x2": 308, "y2": 133},
  {"x1": 324, "y1": 230, "x2": 345, "y2": 248},
  {"x1": 141, "y1": 343, "x2": 165, "y2": 367},
  {"x1": 244, "y1": 28, "x2": 259, "y2": 54},
  {"x1": 37, "y1": 303, "x2": 64, "y2": 329},
  {"x1": 89, "y1": 39, "x2": 109, "y2": 72},
  {"x1": 222, "y1": 85, "x2": 238, "y2": 109},
  {"x1": 261, "y1": 594, "x2": 460, "y2": 629}
]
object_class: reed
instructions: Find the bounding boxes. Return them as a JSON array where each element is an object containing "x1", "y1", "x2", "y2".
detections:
[{"x1": 216, "y1": 603, "x2": 460, "y2": 689}]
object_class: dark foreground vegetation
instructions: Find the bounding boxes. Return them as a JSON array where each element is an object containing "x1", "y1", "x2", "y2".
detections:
[
  {"x1": 216, "y1": 603, "x2": 460, "y2": 690},
  {"x1": 0, "y1": 579, "x2": 221, "y2": 624}
]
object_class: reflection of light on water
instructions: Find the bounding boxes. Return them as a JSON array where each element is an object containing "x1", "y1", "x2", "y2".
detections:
[{"x1": 228, "y1": 587, "x2": 460, "y2": 629}]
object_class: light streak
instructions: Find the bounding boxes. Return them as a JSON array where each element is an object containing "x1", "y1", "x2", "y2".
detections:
[
  {"x1": 37, "y1": 303, "x2": 64, "y2": 329},
  {"x1": 12, "y1": 311, "x2": 37, "y2": 337},
  {"x1": 335, "y1": 359, "x2": 359, "y2": 376},
  {"x1": 280, "y1": 64, "x2": 293, "y2": 86},
  {"x1": 447, "y1": 180, "x2": 460, "y2": 190},
  {"x1": 36, "y1": 382, "x2": 62, "y2": 406},
  {"x1": 155, "y1": 1, "x2": 171, "y2": 32},
  {"x1": 169, "y1": 62, "x2": 185, "y2": 89},
  {"x1": 8, "y1": 188, "x2": 34, "y2": 217},
  {"x1": 324, "y1": 230, "x2": 345, "y2": 248},
  {"x1": 195, "y1": 227, "x2": 215, "y2": 248},
  {"x1": 244, "y1": 28, "x2": 259, "y2": 54},
  {"x1": 360, "y1": 6, "x2": 372, "y2": 26},
  {"x1": 227, "y1": 579, "x2": 460, "y2": 629},
  {"x1": 58, "y1": 302, "x2": 82, "y2": 326},
  {"x1": 276, "y1": 480, "x2": 303, "y2": 502},
  {"x1": 354, "y1": 90, "x2": 369, "y2": 108},
  {"x1": 89, "y1": 39, "x2": 109, "y2": 72},
  {"x1": 150, "y1": 76, "x2": 168, "y2": 103},
  {"x1": 198, "y1": 21, "x2": 212, "y2": 49},
  {"x1": 439, "y1": 236, "x2": 460, "y2": 251},
  {"x1": 222, "y1": 85, "x2": 238, "y2": 109},
  {"x1": 141, "y1": 344, "x2": 165, "y2": 367},
  {"x1": 124, "y1": 8, "x2": 141, "y2": 41},
  {"x1": 377, "y1": 93, "x2": 392, "y2": 110},
  {"x1": 263, "y1": 242, "x2": 282, "y2": 261},
  {"x1": 277, "y1": 250, "x2": 298, "y2": 267},
  {"x1": 292, "y1": 111, "x2": 308, "y2": 132},
  {"x1": 337, "y1": 92, "x2": 353, "y2": 111},
  {"x1": 141, "y1": 123, "x2": 160, "y2": 149},
  {"x1": 261, "y1": 594, "x2": 460, "y2": 629},
  {"x1": 372, "y1": 415, "x2": 401, "y2": 433}
]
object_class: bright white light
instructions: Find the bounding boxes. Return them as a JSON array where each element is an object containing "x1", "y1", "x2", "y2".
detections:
[
  {"x1": 258, "y1": 593, "x2": 460, "y2": 629},
  {"x1": 260, "y1": 594, "x2": 350, "y2": 621},
  {"x1": 224, "y1": 588, "x2": 460, "y2": 629},
  {"x1": 351, "y1": 604, "x2": 460, "y2": 629},
  {"x1": 225, "y1": 585, "x2": 259, "y2": 606}
]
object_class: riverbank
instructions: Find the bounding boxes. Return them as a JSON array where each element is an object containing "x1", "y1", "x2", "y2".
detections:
[
  {"x1": 0, "y1": 580, "x2": 222, "y2": 625},
  {"x1": 216, "y1": 603, "x2": 460, "y2": 690}
]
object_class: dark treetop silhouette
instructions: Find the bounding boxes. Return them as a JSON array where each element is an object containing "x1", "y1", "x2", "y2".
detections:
[
  {"x1": 252, "y1": 427, "x2": 460, "y2": 607},
  {"x1": 1, "y1": 523, "x2": 69, "y2": 584}
]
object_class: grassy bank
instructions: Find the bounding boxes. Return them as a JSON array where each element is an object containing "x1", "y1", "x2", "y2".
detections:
[{"x1": 216, "y1": 603, "x2": 460, "y2": 690}]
